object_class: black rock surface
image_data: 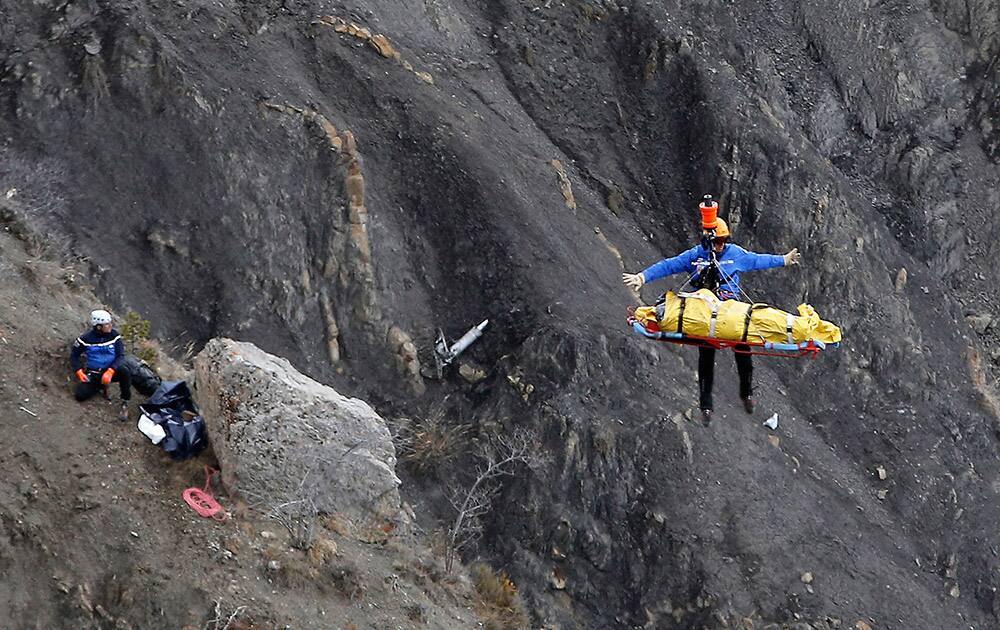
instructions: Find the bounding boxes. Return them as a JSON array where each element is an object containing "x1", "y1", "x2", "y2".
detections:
[{"x1": 2, "y1": 1, "x2": 999, "y2": 628}]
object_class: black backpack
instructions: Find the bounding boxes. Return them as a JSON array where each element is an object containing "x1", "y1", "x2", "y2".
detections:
[
  {"x1": 138, "y1": 380, "x2": 207, "y2": 461},
  {"x1": 121, "y1": 354, "x2": 162, "y2": 397}
]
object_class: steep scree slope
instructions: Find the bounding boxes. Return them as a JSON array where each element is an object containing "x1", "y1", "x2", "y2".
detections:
[
  {"x1": 2, "y1": 0, "x2": 1000, "y2": 628},
  {"x1": 0, "y1": 224, "x2": 486, "y2": 628}
]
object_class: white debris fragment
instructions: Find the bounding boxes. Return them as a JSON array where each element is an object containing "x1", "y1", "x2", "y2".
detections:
[{"x1": 763, "y1": 413, "x2": 779, "y2": 430}]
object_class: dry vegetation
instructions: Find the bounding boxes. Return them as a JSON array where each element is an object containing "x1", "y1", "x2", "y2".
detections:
[
  {"x1": 120, "y1": 310, "x2": 158, "y2": 364},
  {"x1": 397, "y1": 414, "x2": 469, "y2": 474},
  {"x1": 445, "y1": 429, "x2": 540, "y2": 572},
  {"x1": 471, "y1": 563, "x2": 529, "y2": 630}
]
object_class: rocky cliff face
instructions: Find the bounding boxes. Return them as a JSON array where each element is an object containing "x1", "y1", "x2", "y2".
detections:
[{"x1": 2, "y1": 0, "x2": 999, "y2": 628}]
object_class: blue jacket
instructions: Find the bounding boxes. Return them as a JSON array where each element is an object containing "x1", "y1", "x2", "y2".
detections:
[
  {"x1": 71, "y1": 328, "x2": 125, "y2": 371},
  {"x1": 641, "y1": 243, "x2": 785, "y2": 300}
]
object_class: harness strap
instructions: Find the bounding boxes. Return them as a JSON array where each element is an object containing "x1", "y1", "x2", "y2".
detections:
[{"x1": 676, "y1": 296, "x2": 688, "y2": 334}]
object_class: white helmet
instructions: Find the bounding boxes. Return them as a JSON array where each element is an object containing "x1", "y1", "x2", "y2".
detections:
[{"x1": 90, "y1": 309, "x2": 112, "y2": 326}]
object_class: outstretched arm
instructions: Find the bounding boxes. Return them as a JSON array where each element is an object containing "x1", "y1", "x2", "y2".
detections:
[
  {"x1": 737, "y1": 246, "x2": 800, "y2": 271},
  {"x1": 623, "y1": 247, "x2": 699, "y2": 290}
]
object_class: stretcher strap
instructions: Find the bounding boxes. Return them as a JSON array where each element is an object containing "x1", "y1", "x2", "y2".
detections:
[
  {"x1": 709, "y1": 301, "x2": 720, "y2": 338},
  {"x1": 677, "y1": 297, "x2": 687, "y2": 334},
  {"x1": 742, "y1": 304, "x2": 769, "y2": 342},
  {"x1": 786, "y1": 314, "x2": 795, "y2": 344},
  {"x1": 741, "y1": 306, "x2": 754, "y2": 342}
]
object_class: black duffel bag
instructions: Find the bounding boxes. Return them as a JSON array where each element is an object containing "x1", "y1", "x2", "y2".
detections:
[{"x1": 137, "y1": 380, "x2": 207, "y2": 461}]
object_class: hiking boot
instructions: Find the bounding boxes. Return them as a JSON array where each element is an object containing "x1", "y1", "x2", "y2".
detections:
[
  {"x1": 700, "y1": 408, "x2": 713, "y2": 427},
  {"x1": 118, "y1": 402, "x2": 129, "y2": 423},
  {"x1": 741, "y1": 397, "x2": 755, "y2": 414}
]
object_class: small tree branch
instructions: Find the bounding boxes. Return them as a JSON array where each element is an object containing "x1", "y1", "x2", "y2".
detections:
[{"x1": 444, "y1": 427, "x2": 539, "y2": 571}]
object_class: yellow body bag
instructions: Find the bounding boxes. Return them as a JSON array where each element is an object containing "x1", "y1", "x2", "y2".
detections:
[{"x1": 632, "y1": 289, "x2": 841, "y2": 345}]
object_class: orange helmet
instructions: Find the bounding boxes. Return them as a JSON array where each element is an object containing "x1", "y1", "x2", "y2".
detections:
[{"x1": 714, "y1": 218, "x2": 730, "y2": 238}]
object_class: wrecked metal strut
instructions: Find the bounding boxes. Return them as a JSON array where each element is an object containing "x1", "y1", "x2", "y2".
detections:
[{"x1": 433, "y1": 319, "x2": 489, "y2": 377}]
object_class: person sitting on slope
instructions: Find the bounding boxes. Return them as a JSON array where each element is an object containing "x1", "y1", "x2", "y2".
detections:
[{"x1": 71, "y1": 309, "x2": 132, "y2": 422}]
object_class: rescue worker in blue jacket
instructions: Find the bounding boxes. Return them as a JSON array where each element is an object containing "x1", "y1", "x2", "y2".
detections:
[
  {"x1": 71, "y1": 309, "x2": 131, "y2": 422},
  {"x1": 623, "y1": 215, "x2": 801, "y2": 426}
]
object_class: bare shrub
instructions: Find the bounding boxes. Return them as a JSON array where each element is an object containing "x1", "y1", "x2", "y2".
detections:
[
  {"x1": 287, "y1": 510, "x2": 318, "y2": 551},
  {"x1": 397, "y1": 414, "x2": 468, "y2": 474},
  {"x1": 445, "y1": 427, "x2": 542, "y2": 572},
  {"x1": 241, "y1": 472, "x2": 320, "y2": 551},
  {"x1": 242, "y1": 444, "x2": 370, "y2": 551},
  {"x1": 204, "y1": 599, "x2": 251, "y2": 630}
]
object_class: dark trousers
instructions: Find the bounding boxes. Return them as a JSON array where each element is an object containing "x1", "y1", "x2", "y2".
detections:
[
  {"x1": 698, "y1": 345, "x2": 752, "y2": 411},
  {"x1": 74, "y1": 367, "x2": 132, "y2": 402}
]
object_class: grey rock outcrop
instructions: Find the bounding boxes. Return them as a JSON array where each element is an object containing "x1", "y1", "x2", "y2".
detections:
[{"x1": 193, "y1": 338, "x2": 400, "y2": 523}]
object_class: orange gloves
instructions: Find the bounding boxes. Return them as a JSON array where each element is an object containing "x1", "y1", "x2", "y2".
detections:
[
  {"x1": 76, "y1": 369, "x2": 89, "y2": 383},
  {"x1": 101, "y1": 368, "x2": 115, "y2": 385}
]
